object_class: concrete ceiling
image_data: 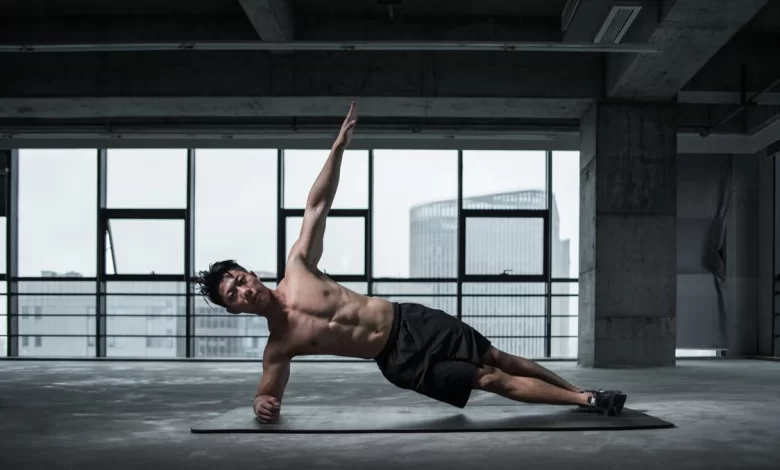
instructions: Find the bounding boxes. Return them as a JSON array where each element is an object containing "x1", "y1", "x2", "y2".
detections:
[
  {"x1": 0, "y1": 0, "x2": 244, "y2": 17},
  {"x1": 0, "y1": 0, "x2": 778, "y2": 143},
  {"x1": 743, "y1": 0, "x2": 780, "y2": 31},
  {"x1": 0, "y1": 0, "x2": 567, "y2": 18},
  {"x1": 290, "y1": 0, "x2": 568, "y2": 17}
]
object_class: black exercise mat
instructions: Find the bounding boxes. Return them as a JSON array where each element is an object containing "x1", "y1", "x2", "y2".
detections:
[{"x1": 190, "y1": 405, "x2": 674, "y2": 433}]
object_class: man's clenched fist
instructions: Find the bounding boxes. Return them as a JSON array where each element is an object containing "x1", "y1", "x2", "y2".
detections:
[{"x1": 253, "y1": 395, "x2": 281, "y2": 424}]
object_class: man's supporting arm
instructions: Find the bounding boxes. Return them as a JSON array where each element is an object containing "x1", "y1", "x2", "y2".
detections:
[
  {"x1": 253, "y1": 351, "x2": 291, "y2": 423},
  {"x1": 288, "y1": 102, "x2": 357, "y2": 268},
  {"x1": 255, "y1": 353, "x2": 291, "y2": 400}
]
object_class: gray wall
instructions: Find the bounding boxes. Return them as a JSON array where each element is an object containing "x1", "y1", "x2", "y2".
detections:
[
  {"x1": 676, "y1": 154, "x2": 731, "y2": 350},
  {"x1": 677, "y1": 152, "x2": 768, "y2": 356},
  {"x1": 757, "y1": 148, "x2": 774, "y2": 356},
  {"x1": 729, "y1": 153, "x2": 760, "y2": 355}
]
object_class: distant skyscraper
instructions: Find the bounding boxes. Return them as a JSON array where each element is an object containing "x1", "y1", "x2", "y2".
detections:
[{"x1": 409, "y1": 190, "x2": 572, "y2": 357}]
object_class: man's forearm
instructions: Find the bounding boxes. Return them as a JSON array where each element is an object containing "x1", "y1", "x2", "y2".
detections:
[
  {"x1": 305, "y1": 140, "x2": 347, "y2": 210},
  {"x1": 255, "y1": 359, "x2": 290, "y2": 399}
]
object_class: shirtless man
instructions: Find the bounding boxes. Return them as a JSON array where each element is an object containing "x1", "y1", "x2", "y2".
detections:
[{"x1": 195, "y1": 102, "x2": 627, "y2": 424}]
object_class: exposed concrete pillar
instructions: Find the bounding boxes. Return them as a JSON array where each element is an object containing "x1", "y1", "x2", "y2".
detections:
[{"x1": 579, "y1": 102, "x2": 677, "y2": 368}]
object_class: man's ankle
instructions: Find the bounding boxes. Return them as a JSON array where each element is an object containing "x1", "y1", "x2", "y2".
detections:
[{"x1": 579, "y1": 392, "x2": 594, "y2": 406}]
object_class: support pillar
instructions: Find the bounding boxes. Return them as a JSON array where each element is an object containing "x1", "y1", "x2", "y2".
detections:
[{"x1": 579, "y1": 102, "x2": 677, "y2": 368}]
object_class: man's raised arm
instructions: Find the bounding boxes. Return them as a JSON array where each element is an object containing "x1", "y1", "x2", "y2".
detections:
[{"x1": 288, "y1": 102, "x2": 357, "y2": 268}]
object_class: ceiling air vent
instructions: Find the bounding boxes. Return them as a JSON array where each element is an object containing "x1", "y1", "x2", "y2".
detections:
[{"x1": 593, "y1": 4, "x2": 642, "y2": 44}]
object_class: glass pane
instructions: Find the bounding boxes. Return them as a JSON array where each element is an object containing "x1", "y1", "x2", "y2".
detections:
[
  {"x1": 0, "y1": 217, "x2": 6, "y2": 274},
  {"x1": 373, "y1": 150, "x2": 457, "y2": 277},
  {"x1": 551, "y1": 282, "x2": 578, "y2": 295},
  {"x1": 106, "y1": 281, "x2": 185, "y2": 295},
  {"x1": 462, "y1": 283, "x2": 545, "y2": 295},
  {"x1": 462, "y1": 316, "x2": 545, "y2": 338},
  {"x1": 551, "y1": 316, "x2": 577, "y2": 336},
  {"x1": 195, "y1": 337, "x2": 269, "y2": 359},
  {"x1": 19, "y1": 149, "x2": 97, "y2": 277},
  {"x1": 489, "y1": 337, "x2": 545, "y2": 358},
  {"x1": 551, "y1": 293, "x2": 578, "y2": 317},
  {"x1": 17, "y1": 293, "x2": 96, "y2": 358},
  {"x1": 676, "y1": 349, "x2": 719, "y2": 357},
  {"x1": 465, "y1": 218, "x2": 544, "y2": 275},
  {"x1": 552, "y1": 151, "x2": 580, "y2": 279},
  {"x1": 283, "y1": 149, "x2": 368, "y2": 209},
  {"x1": 371, "y1": 282, "x2": 457, "y2": 295},
  {"x1": 462, "y1": 296, "x2": 546, "y2": 317},
  {"x1": 550, "y1": 338, "x2": 577, "y2": 359},
  {"x1": 462, "y1": 150, "x2": 547, "y2": 209},
  {"x1": 285, "y1": 217, "x2": 365, "y2": 275},
  {"x1": 107, "y1": 149, "x2": 187, "y2": 208},
  {"x1": 19, "y1": 279, "x2": 96, "y2": 294},
  {"x1": 194, "y1": 149, "x2": 278, "y2": 278},
  {"x1": 106, "y1": 294, "x2": 186, "y2": 357},
  {"x1": 106, "y1": 219, "x2": 184, "y2": 275},
  {"x1": 19, "y1": 336, "x2": 95, "y2": 357},
  {"x1": 107, "y1": 336, "x2": 181, "y2": 358},
  {"x1": 0, "y1": 284, "x2": 6, "y2": 357}
]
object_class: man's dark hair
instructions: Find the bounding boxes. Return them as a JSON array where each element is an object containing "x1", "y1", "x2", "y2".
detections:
[{"x1": 195, "y1": 259, "x2": 247, "y2": 308}]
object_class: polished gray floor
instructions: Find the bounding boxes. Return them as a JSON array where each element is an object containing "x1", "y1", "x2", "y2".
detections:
[{"x1": 1, "y1": 359, "x2": 778, "y2": 469}]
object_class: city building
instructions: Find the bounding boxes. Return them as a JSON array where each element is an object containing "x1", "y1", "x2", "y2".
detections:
[
  {"x1": 15, "y1": 191, "x2": 573, "y2": 358},
  {"x1": 409, "y1": 190, "x2": 573, "y2": 357}
]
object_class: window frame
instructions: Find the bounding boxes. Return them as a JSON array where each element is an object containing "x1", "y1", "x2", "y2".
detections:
[{"x1": 3, "y1": 146, "x2": 587, "y2": 360}]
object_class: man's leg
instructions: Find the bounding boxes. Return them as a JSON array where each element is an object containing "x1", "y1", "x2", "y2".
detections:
[
  {"x1": 474, "y1": 364, "x2": 588, "y2": 406},
  {"x1": 481, "y1": 346, "x2": 582, "y2": 393},
  {"x1": 472, "y1": 365, "x2": 627, "y2": 415}
]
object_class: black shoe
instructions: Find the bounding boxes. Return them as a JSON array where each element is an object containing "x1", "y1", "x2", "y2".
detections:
[{"x1": 588, "y1": 390, "x2": 627, "y2": 416}]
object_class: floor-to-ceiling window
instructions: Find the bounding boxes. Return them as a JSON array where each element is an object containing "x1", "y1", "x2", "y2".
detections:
[
  {"x1": 371, "y1": 149, "x2": 459, "y2": 341},
  {"x1": 17, "y1": 149, "x2": 96, "y2": 357},
  {"x1": 2, "y1": 146, "x2": 580, "y2": 359},
  {"x1": 193, "y1": 149, "x2": 278, "y2": 358}
]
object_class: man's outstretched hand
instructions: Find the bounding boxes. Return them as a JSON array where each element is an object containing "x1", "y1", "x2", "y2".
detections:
[
  {"x1": 254, "y1": 394, "x2": 281, "y2": 424},
  {"x1": 336, "y1": 101, "x2": 357, "y2": 148}
]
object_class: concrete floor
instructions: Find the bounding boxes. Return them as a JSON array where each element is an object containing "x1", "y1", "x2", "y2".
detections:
[{"x1": 0, "y1": 359, "x2": 778, "y2": 470}]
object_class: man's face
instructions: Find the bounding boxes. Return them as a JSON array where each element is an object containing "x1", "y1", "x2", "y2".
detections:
[{"x1": 217, "y1": 269, "x2": 270, "y2": 314}]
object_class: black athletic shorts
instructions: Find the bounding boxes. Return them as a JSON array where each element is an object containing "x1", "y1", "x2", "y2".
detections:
[{"x1": 374, "y1": 302, "x2": 492, "y2": 408}]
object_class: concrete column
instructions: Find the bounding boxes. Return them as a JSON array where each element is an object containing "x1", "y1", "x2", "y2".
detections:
[{"x1": 578, "y1": 102, "x2": 677, "y2": 368}]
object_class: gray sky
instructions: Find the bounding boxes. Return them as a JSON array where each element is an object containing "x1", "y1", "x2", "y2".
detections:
[{"x1": 10, "y1": 148, "x2": 580, "y2": 279}]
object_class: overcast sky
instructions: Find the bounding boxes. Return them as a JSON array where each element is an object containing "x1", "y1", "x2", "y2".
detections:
[{"x1": 8, "y1": 148, "x2": 580, "y2": 279}]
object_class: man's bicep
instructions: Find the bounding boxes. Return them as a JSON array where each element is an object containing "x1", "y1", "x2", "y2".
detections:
[
  {"x1": 257, "y1": 354, "x2": 291, "y2": 399},
  {"x1": 288, "y1": 205, "x2": 326, "y2": 266}
]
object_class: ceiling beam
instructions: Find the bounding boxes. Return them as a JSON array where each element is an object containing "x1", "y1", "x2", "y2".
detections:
[
  {"x1": 0, "y1": 96, "x2": 593, "y2": 120},
  {"x1": 238, "y1": 0, "x2": 294, "y2": 41},
  {"x1": 0, "y1": 49, "x2": 602, "y2": 108},
  {"x1": 677, "y1": 91, "x2": 780, "y2": 106}
]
